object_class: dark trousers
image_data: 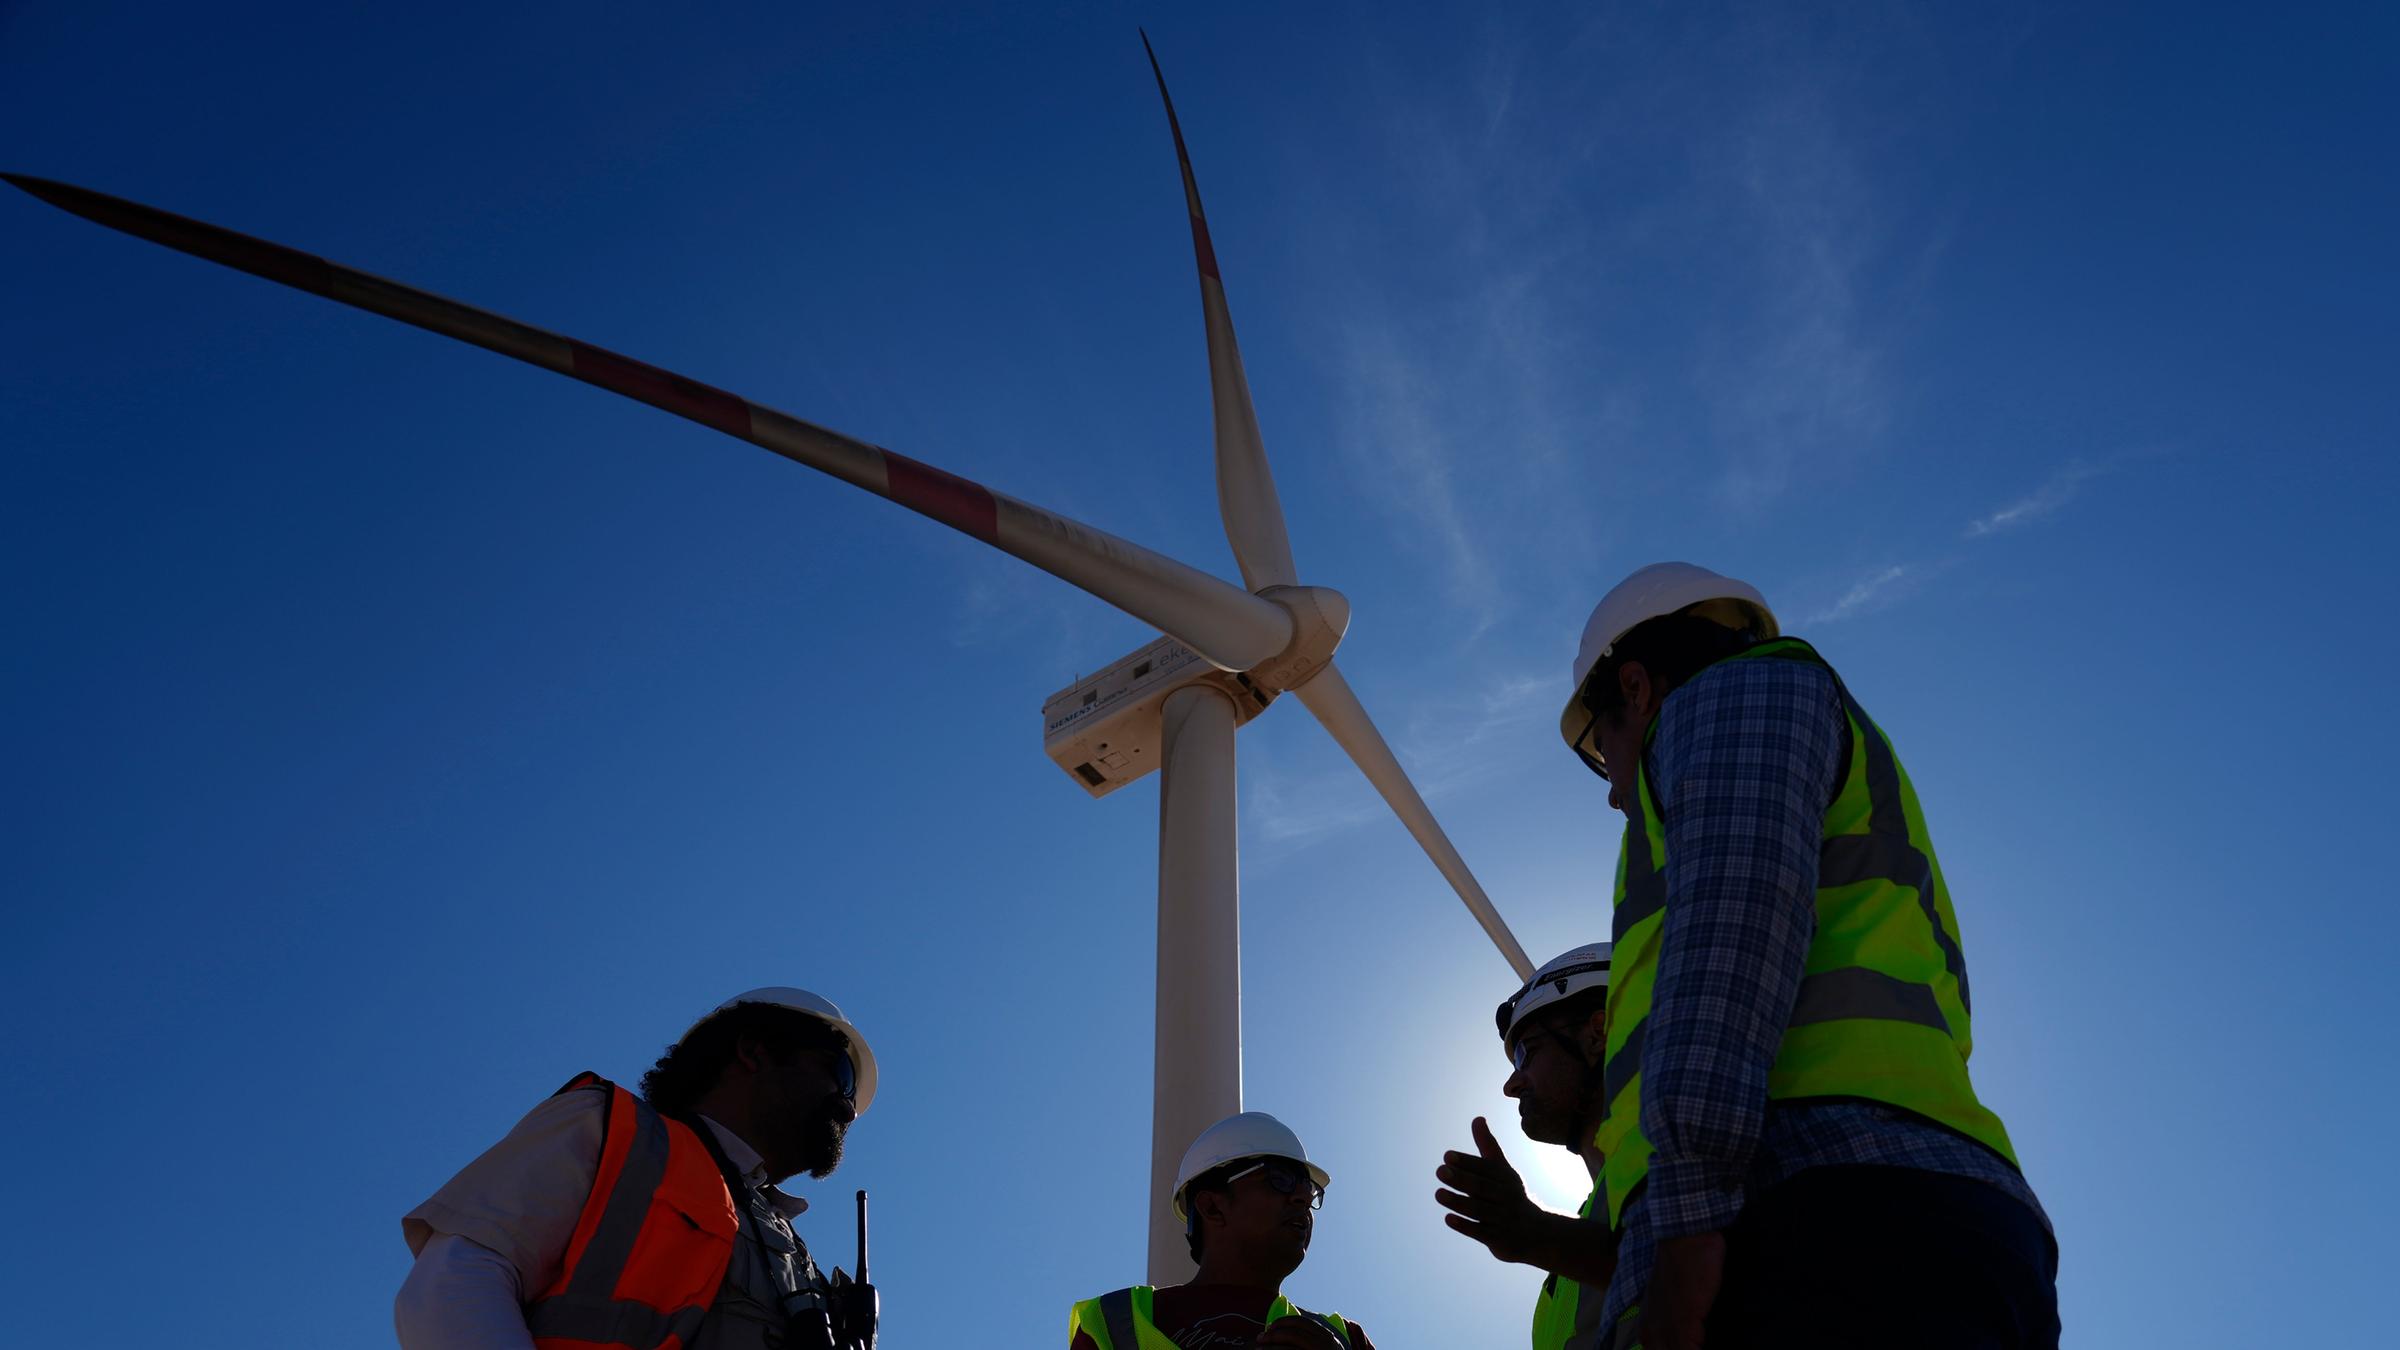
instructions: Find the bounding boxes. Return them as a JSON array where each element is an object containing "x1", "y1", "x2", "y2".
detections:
[{"x1": 1705, "y1": 1165, "x2": 2060, "y2": 1350}]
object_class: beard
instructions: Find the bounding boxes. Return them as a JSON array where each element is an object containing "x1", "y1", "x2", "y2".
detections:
[
  {"x1": 801, "y1": 1111, "x2": 849, "y2": 1179},
  {"x1": 1517, "y1": 1099, "x2": 1573, "y2": 1147}
]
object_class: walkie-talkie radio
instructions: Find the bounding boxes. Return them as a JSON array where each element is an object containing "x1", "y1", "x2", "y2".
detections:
[
  {"x1": 827, "y1": 1190, "x2": 878, "y2": 1350},
  {"x1": 784, "y1": 1190, "x2": 876, "y2": 1350}
]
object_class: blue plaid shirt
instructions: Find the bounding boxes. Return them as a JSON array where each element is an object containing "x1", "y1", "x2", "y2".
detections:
[{"x1": 1598, "y1": 655, "x2": 2049, "y2": 1333}]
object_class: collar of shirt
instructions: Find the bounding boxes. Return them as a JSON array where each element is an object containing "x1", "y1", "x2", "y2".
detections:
[{"x1": 698, "y1": 1115, "x2": 810, "y2": 1219}]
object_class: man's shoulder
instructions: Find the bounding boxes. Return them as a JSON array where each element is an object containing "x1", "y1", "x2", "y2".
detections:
[
  {"x1": 1650, "y1": 653, "x2": 1847, "y2": 814},
  {"x1": 1686, "y1": 647, "x2": 1839, "y2": 698},
  {"x1": 1659, "y1": 651, "x2": 1843, "y2": 743},
  {"x1": 1067, "y1": 1286, "x2": 1142, "y2": 1350},
  {"x1": 1281, "y1": 1302, "x2": 1372, "y2": 1350},
  {"x1": 510, "y1": 1077, "x2": 614, "y2": 1135},
  {"x1": 1071, "y1": 1284, "x2": 1147, "y2": 1306},
  {"x1": 400, "y1": 1077, "x2": 612, "y2": 1268}
]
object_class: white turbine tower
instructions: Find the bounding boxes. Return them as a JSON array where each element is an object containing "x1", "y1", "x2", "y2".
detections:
[{"x1": 3, "y1": 35, "x2": 1536, "y2": 1284}]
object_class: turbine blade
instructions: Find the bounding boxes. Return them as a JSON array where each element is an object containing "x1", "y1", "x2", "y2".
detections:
[
  {"x1": 1141, "y1": 32, "x2": 1298, "y2": 592},
  {"x1": 1294, "y1": 662, "x2": 1536, "y2": 979},
  {"x1": 3, "y1": 172, "x2": 1293, "y2": 673}
]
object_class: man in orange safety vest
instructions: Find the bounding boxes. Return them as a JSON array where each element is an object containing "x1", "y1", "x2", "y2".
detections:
[{"x1": 395, "y1": 987, "x2": 879, "y2": 1350}]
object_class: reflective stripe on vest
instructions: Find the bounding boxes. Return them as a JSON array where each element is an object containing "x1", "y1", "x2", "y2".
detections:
[
  {"x1": 1071, "y1": 1286, "x2": 1350, "y2": 1350},
  {"x1": 525, "y1": 1074, "x2": 740, "y2": 1350},
  {"x1": 1529, "y1": 1186, "x2": 1611, "y2": 1350},
  {"x1": 1101, "y1": 1287, "x2": 1141, "y2": 1350},
  {"x1": 1596, "y1": 639, "x2": 2018, "y2": 1228},
  {"x1": 1092, "y1": 1288, "x2": 1161, "y2": 1350}
]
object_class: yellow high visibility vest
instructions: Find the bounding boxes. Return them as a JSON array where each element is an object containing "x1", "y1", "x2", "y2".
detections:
[
  {"x1": 1598, "y1": 638, "x2": 2018, "y2": 1226},
  {"x1": 1528, "y1": 1184, "x2": 1614, "y2": 1350},
  {"x1": 1069, "y1": 1286, "x2": 1351, "y2": 1349}
]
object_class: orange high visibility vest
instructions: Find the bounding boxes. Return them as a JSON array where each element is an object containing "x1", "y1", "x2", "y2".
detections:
[{"x1": 525, "y1": 1074, "x2": 741, "y2": 1350}]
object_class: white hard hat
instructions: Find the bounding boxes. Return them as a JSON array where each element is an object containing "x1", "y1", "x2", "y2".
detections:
[
  {"x1": 1560, "y1": 562, "x2": 1778, "y2": 747},
  {"x1": 687, "y1": 986, "x2": 879, "y2": 1114},
  {"x1": 1171, "y1": 1111, "x2": 1331, "y2": 1220},
  {"x1": 1495, "y1": 943, "x2": 1612, "y2": 1050}
]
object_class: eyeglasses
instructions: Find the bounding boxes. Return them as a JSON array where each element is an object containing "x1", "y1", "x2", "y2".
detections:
[
  {"x1": 1571, "y1": 705, "x2": 1612, "y2": 782},
  {"x1": 1509, "y1": 1036, "x2": 1538, "y2": 1072},
  {"x1": 1224, "y1": 1158, "x2": 1326, "y2": 1209},
  {"x1": 824, "y1": 1050, "x2": 857, "y2": 1104},
  {"x1": 1508, "y1": 1022, "x2": 1579, "y2": 1072}
]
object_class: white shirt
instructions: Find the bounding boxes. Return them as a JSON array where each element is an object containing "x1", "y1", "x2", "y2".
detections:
[{"x1": 394, "y1": 1090, "x2": 798, "y2": 1350}]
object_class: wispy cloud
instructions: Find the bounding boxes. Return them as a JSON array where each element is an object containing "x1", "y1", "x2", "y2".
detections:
[
  {"x1": 1244, "y1": 754, "x2": 1388, "y2": 847},
  {"x1": 1389, "y1": 669, "x2": 1559, "y2": 804},
  {"x1": 1965, "y1": 459, "x2": 2106, "y2": 537},
  {"x1": 1411, "y1": 669, "x2": 1555, "y2": 757},
  {"x1": 1805, "y1": 562, "x2": 1918, "y2": 625},
  {"x1": 1311, "y1": 21, "x2": 1652, "y2": 625},
  {"x1": 1709, "y1": 82, "x2": 1891, "y2": 513},
  {"x1": 1333, "y1": 327, "x2": 1502, "y2": 627},
  {"x1": 1806, "y1": 453, "x2": 2133, "y2": 623},
  {"x1": 944, "y1": 541, "x2": 1115, "y2": 673},
  {"x1": 1244, "y1": 667, "x2": 1558, "y2": 854},
  {"x1": 1318, "y1": 17, "x2": 1951, "y2": 623}
]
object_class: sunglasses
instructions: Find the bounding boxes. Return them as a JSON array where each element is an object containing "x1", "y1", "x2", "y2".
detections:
[
  {"x1": 1224, "y1": 1158, "x2": 1326, "y2": 1209},
  {"x1": 822, "y1": 1048, "x2": 857, "y2": 1104}
]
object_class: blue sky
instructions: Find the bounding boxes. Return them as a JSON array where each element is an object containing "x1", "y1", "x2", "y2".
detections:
[{"x1": 4, "y1": 2, "x2": 2394, "y2": 1344}]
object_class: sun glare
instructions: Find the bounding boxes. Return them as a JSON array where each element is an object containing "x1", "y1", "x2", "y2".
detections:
[
  {"x1": 1425, "y1": 1013, "x2": 1599, "y2": 1215},
  {"x1": 1521, "y1": 1127, "x2": 1598, "y2": 1212}
]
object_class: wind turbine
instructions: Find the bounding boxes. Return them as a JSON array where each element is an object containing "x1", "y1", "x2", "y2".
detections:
[{"x1": 2, "y1": 35, "x2": 1535, "y2": 1282}]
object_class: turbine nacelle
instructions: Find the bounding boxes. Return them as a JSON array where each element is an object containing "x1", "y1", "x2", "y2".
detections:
[
  {"x1": 1036, "y1": 584, "x2": 1345, "y2": 800},
  {"x1": 1041, "y1": 633, "x2": 1271, "y2": 800}
]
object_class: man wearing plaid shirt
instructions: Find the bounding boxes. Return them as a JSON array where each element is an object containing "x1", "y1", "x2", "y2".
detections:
[{"x1": 1552, "y1": 563, "x2": 2058, "y2": 1350}]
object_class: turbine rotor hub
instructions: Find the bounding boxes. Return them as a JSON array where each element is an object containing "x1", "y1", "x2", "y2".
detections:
[{"x1": 1245, "y1": 585, "x2": 1350, "y2": 695}]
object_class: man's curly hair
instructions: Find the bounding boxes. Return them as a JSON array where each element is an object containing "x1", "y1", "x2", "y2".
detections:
[{"x1": 639, "y1": 1001, "x2": 852, "y2": 1118}]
